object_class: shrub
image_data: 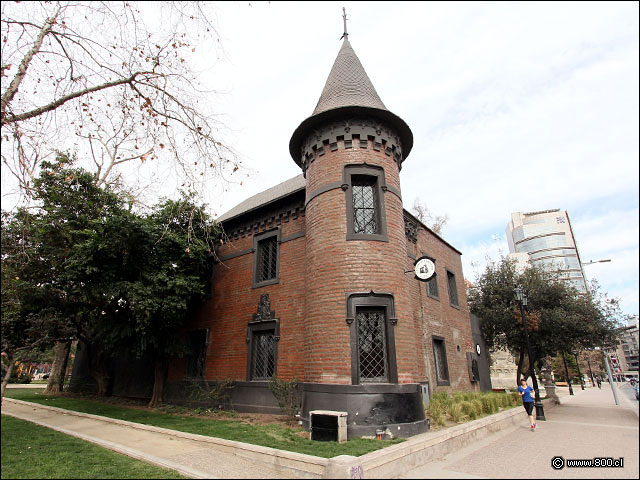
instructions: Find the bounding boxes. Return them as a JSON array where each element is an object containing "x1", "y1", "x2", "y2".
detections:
[
  {"x1": 460, "y1": 401, "x2": 475, "y2": 419},
  {"x1": 480, "y1": 396, "x2": 494, "y2": 415},
  {"x1": 510, "y1": 392, "x2": 521, "y2": 406},
  {"x1": 472, "y1": 399, "x2": 483, "y2": 416},
  {"x1": 268, "y1": 377, "x2": 303, "y2": 426},
  {"x1": 448, "y1": 403, "x2": 464, "y2": 423},
  {"x1": 187, "y1": 378, "x2": 234, "y2": 409}
]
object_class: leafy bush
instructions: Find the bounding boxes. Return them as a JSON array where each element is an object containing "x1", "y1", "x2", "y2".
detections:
[
  {"x1": 187, "y1": 378, "x2": 234, "y2": 409},
  {"x1": 8, "y1": 370, "x2": 31, "y2": 384},
  {"x1": 268, "y1": 377, "x2": 302, "y2": 426}
]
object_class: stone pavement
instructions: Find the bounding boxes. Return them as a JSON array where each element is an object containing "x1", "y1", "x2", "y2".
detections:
[
  {"x1": 2, "y1": 384, "x2": 638, "y2": 479},
  {"x1": 398, "y1": 384, "x2": 639, "y2": 479},
  {"x1": 1, "y1": 396, "x2": 292, "y2": 479}
]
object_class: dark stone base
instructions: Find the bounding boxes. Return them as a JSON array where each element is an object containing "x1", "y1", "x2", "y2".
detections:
[
  {"x1": 163, "y1": 380, "x2": 428, "y2": 438},
  {"x1": 302, "y1": 382, "x2": 427, "y2": 439}
]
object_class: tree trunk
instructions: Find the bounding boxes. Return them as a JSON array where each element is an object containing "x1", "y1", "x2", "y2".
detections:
[
  {"x1": 44, "y1": 341, "x2": 71, "y2": 394},
  {"x1": 516, "y1": 350, "x2": 525, "y2": 387},
  {"x1": 148, "y1": 359, "x2": 167, "y2": 408},
  {"x1": 83, "y1": 340, "x2": 110, "y2": 396},
  {"x1": 1, "y1": 352, "x2": 16, "y2": 403}
]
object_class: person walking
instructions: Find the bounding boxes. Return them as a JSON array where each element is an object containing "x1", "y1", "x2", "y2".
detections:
[
  {"x1": 596, "y1": 376, "x2": 602, "y2": 389},
  {"x1": 518, "y1": 378, "x2": 536, "y2": 431}
]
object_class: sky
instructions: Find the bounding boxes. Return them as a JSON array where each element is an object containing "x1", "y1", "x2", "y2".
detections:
[
  {"x1": 2, "y1": 1, "x2": 638, "y2": 319},
  {"x1": 200, "y1": 1, "x2": 638, "y2": 319}
]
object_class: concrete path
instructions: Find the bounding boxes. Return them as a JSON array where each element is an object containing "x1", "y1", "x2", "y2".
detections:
[
  {"x1": 398, "y1": 385, "x2": 639, "y2": 479},
  {"x1": 2, "y1": 383, "x2": 638, "y2": 479},
  {"x1": 1, "y1": 398, "x2": 289, "y2": 479}
]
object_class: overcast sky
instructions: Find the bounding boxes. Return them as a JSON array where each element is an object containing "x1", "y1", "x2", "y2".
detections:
[
  {"x1": 199, "y1": 1, "x2": 638, "y2": 319},
  {"x1": 3, "y1": 2, "x2": 636, "y2": 319}
]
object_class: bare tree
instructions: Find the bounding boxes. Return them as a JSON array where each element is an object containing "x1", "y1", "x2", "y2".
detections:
[
  {"x1": 411, "y1": 197, "x2": 449, "y2": 235},
  {"x1": 1, "y1": 1, "x2": 240, "y2": 206}
]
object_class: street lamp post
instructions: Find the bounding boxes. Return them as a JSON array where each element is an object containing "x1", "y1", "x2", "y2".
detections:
[
  {"x1": 514, "y1": 285, "x2": 546, "y2": 421},
  {"x1": 574, "y1": 351, "x2": 585, "y2": 390}
]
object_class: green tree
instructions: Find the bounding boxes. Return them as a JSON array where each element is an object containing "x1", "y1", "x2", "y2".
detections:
[
  {"x1": 468, "y1": 257, "x2": 620, "y2": 385},
  {"x1": 115, "y1": 196, "x2": 217, "y2": 407}
]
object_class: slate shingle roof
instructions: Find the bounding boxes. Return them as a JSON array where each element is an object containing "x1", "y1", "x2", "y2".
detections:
[
  {"x1": 216, "y1": 174, "x2": 306, "y2": 223},
  {"x1": 312, "y1": 39, "x2": 387, "y2": 115},
  {"x1": 289, "y1": 38, "x2": 413, "y2": 166}
]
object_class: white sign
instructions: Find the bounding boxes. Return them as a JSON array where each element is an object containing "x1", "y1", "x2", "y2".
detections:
[{"x1": 414, "y1": 256, "x2": 436, "y2": 281}]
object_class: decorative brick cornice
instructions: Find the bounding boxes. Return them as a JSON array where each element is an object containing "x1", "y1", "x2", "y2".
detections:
[
  {"x1": 404, "y1": 211, "x2": 418, "y2": 244},
  {"x1": 223, "y1": 200, "x2": 305, "y2": 243},
  {"x1": 300, "y1": 117, "x2": 405, "y2": 177}
]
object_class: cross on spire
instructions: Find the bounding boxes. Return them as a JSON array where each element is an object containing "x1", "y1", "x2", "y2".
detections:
[{"x1": 340, "y1": 7, "x2": 348, "y2": 41}]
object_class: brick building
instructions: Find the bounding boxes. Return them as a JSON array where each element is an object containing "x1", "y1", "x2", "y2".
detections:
[{"x1": 165, "y1": 32, "x2": 478, "y2": 438}]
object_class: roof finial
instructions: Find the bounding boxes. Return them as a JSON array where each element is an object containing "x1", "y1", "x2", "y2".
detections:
[{"x1": 340, "y1": 7, "x2": 348, "y2": 41}]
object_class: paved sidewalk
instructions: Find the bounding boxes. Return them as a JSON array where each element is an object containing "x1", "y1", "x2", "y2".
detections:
[
  {"x1": 1, "y1": 398, "x2": 289, "y2": 479},
  {"x1": 398, "y1": 385, "x2": 639, "y2": 479}
]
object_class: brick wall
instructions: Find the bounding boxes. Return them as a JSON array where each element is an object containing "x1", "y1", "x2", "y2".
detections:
[
  {"x1": 303, "y1": 135, "x2": 420, "y2": 384},
  {"x1": 408, "y1": 223, "x2": 476, "y2": 393}
]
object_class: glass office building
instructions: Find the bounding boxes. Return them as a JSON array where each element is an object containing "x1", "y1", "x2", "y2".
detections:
[{"x1": 506, "y1": 209, "x2": 588, "y2": 293}]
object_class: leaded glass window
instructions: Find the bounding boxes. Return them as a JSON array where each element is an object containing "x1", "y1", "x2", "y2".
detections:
[
  {"x1": 447, "y1": 270, "x2": 459, "y2": 307},
  {"x1": 251, "y1": 330, "x2": 276, "y2": 380},
  {"x1": 427, "y1": 275, "x2": 439, "y2": 299},
  {"x1": 357, "y1": 308, "x2": 388, "y2": 382},
  {"x1": 433, "y1": 337, "x2": 450, "y2": 384},
  {"x1": 256, "y1": 236, "x2": 278, "y2": 283},
  {"x1": 352, "y1": 177, "x2": 378, "y2": 235}
]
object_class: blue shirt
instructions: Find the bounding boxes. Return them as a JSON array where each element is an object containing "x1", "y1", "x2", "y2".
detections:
[{"x1": 518, "y1": 385, "x2": 534, "y2": 403}]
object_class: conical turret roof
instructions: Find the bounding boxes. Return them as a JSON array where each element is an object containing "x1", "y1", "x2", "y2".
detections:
[
  {"x1": 312, "y1": 39, "x2": 387, "y2": 115},
  {"x1": 289, "y1": 37, "x2": 413, "y2": 166}
]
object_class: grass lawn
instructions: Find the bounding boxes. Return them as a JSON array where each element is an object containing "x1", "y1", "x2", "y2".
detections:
[
  {"x1": 1, "y1": 415, "x2": 186, "y2": 479},
  {"x1": 3, "y1": 389, "x2": 403, "y2": 458}
]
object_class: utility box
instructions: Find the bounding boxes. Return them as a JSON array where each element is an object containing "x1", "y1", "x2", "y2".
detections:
[{"x1": 309, "y1": 410, "x2": 348, "y2": 443}]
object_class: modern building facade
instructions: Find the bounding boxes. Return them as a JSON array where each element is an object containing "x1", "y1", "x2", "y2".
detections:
[
  {"x1": 162, "y1": 30, "x2": 480, "y2": 437},
  {"x1": 506, "y1": 209, "x2": 588, "y2": 292}
]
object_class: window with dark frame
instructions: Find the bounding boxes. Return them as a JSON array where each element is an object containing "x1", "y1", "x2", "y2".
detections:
[
  {"x1": 352, "y1": 176, "x2": 378, "y2": 235},
  {"x1": 253, "y1": 230, "x2": 280, "y2": 288},
  {"x1": 344, "y1": 165, "x2": 388, "y2": 242},
  {"x1": 427, "y1": 275, "x2": 439, "y2": 300},
  {"x1": 250, "y1": 329, "x2": 276, "y2": 380},
  {"x1": 185, "y1": 329, "x2": 208, "y2": 378},
  {"x1": 256, "y1": 236, "x2": 278, "y2": 283},
  {"x1": 356, "y1": 307, "x2": 388, "y2": 382},
  {"x1": 432, "y1": 337, "x2": 450, "y2": 385},
  {"x1": 446, "y1": 270, "x2": 459, "y2": 307}
]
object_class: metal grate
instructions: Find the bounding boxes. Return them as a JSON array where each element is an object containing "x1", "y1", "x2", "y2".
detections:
[
  {"x1": 357, "y1": 309, "x2": 387, "y2": 382},
  {"x1": 352, "y1": 179, "x2": 377, "y2": 234},
  {"x1": 447, "y1": 271, "x2": 459, "y2": 306},
  {"x1": 433, "y1": 338, "x2": 449, "y2": 382},
  {"x1": 256, "y1": 236, "x2": 278, "y2": 283},
  {"x1": 427, "y1": 276, "x2": 439, "y2": 298},
  {"x1": 252, "y1": 330, "x2": 276, "y2": 380}
]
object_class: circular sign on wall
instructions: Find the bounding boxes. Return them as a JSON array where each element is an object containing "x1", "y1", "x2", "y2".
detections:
[{"x1": 414, "y1": 256, "x2": 436, "y2": 282}]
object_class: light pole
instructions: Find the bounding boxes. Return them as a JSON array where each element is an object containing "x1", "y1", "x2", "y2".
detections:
[
  {"x1": 514, "y1": 285, "x2": 545, "y2": 421},
  {"x1": 581, "y1": 259, "x2": 619, "y2": 403}
]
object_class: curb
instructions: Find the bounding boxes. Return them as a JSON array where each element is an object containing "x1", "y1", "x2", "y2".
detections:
[
  {"x1": 2, "y1": 406, "x2": 213, "y2": 479},
  {"x1": 2, "y1": 397, "x2": 327, "y2": 478},
  {"x1": 2, "y1": 397, "x2": 534, "y2": 478}
]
